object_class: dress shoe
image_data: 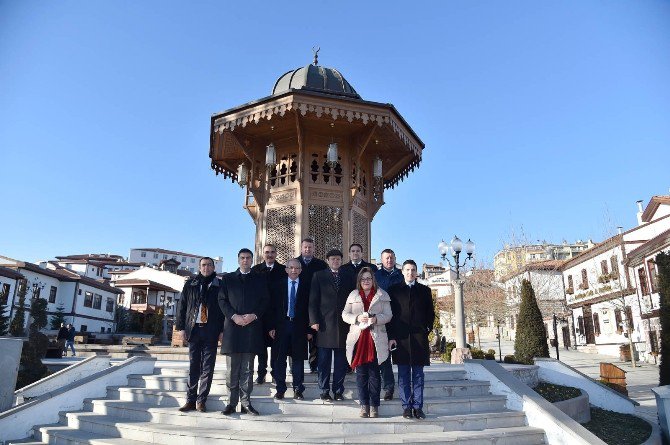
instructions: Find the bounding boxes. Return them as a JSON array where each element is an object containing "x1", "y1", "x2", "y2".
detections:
[
  {"x1": 320, "y1": 392, "x2": 332, "y2": 401},
  {"x1": 241, "y1": 405, "x2": 260, "y2": 416},
  {"x1": 370, "y1": 406, "x2": 379, "y2": 418},
  {"x1": 274, "y1": 392, "x2": 285, "y2": 400},
  {"x1": 221, "y1": 405, "x2": 235, "y2": 415},
  {"x1": 294, "y1": 391, "x2": 304, "y2": 400},
  {"x1": 413, "y1": 408, "x2": 426, "y2": 419},
  {"x1": 383, "y1": 391, "x2": 393, "y2": 401},
  {"x1": 196, "y1": 401, "x2": 206, "y2": 412},
  {"x1": 333, "y1": 393, "x2": 344, "y2": 401},
  {"x1": 178, "y1": 401, "x2": 196, "y2": 412},
  {"x1": 402, "y1": 408, "x2": 413, "y2": 419},
  {"x1": 359, "y1": 405, "x2": 370, "y2": 418},
  {"x1": 255, "y1": 375, "x2": 266, "y2": 384}
]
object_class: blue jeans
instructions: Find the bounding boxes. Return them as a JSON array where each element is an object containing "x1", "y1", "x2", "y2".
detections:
[
  {"x1": 64, "y1": 340, "x2": 76, "y2": 356},
  {"x1": 356, "y1": 360, "x2": 381, "y2": 407},
  {"x1": 397, "y1": 364, "x2": 425, "y2": 409},
  {"x1": 379, "y1": 357, "x2": 395, "y2": 392},
  {"x1": 317, "y1": 347, "x2": 347, "y2": 395},
  {"x1": 274, "y1": 320, "x2": 305, "y2": 394}
]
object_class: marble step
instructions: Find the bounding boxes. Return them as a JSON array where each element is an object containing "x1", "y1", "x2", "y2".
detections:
[
  {"x1": 108, "y1": 387, "x2": 508, "y2": 416},
  {"x1": 127, "y1": 375, "x2": 491, "y2": 398},
  {"x1": 85, "y1": 399, "x2": 528, "y2": 434},
  {"x1": 37, "y1": 414, "x2": 547, "y2": 444}
]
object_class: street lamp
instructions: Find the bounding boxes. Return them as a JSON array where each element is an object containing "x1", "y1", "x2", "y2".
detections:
[{"x1": 438, "y1": 236, "x2": 475, "y2": 362}]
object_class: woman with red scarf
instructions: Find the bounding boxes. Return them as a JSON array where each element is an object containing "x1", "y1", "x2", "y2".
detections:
[{"x1": 342, "y1": 267, "x2": 393, "y2": 418}]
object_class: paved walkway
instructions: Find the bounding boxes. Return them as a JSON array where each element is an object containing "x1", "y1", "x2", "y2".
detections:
[{"x1": 477, "y1": 338, "x2": 660, "y2": 422}]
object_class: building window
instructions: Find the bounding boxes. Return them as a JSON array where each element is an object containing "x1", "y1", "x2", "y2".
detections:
[
  {"x1": 610, "y1": 256, "x2": 619, "y2": 279},
  {"x1": 78, "y1": 289, "x2": 82, "y2": 295},
  {"x1": 593, "y1": 313, "x2": 601, "y2": 336},
  {"x1": 100, "y1": 326, "x2": 105, "y2": 333},
  {"x1": 106, "y1": 298, "x2": 114, "y2": 313},
  {"x1": 580, "y1": 269, "x2": 588, "y2": 289},
  {"x1": 81, "y1": 325, "x2": 88, "y2": 332},
  {"x1": 650, "y1": 331, "x2": 659, "y2": 353},
  {"x1": 577, "y1": 316, "x2": 585, "y2": 335},
  {"x1": 182, "y1": 256, "x2": 187, "y2": 262},
  {"x1": 118, "y1": 295, "x2": 125, "y2": 305},
  {"x1": 614, "y1": 308, "x2": 623, "y2": 334},
  {"x1": 191, "y1": 258, "x2": 195, "y2": 263},
  {"x1": 132, "y1": 290, "x2": 147, "y2": 305},
  {"x1": 0, "y1": 283, "x2": 9, "y2": 304},
  {"x1": 163, "y1": 254, "x2": 168, "y2": 260},
  {"x1": 107, "y1": 328, "x2": 111, "y2": 333},
  {"x1": 141, "y1": 251, "x2": 147, "y2": 258},
  {"x1": 93, "y1": 294, "x2": 102, "y2": 309},
  {"x1": 638, "y1": 267, "x2": 650, "y2": 295},
  {"x1": 600, "y1": 260, "x2": 609, "y2": 275},
  {"x1": 49, "y1": 286, "x2": 57, "y2": 303},
  {"x1": 566, "y1": 275, "x2": 574, "y2": 293},
  {"x1": 153, "y1": 253, "x2": 159, "y2": 259},
  {"x1": 648, "y1": 260, "x2": 658, "y2": 293},
  {"x1": 625, "y1": 306, "x2": 635, "y2": 332},
  {"x1": 84, "y1": 291, "x2": 93, "y2": 307}
]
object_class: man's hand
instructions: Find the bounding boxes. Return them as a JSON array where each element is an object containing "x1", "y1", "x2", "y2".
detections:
[
  {"x1": 368, "y1": 316, "x2": 377, "y2": 326},
  {"x1": 388, "y1": 339, "x2": 397, "y2": 350},
  {"x1": 311, "y1": 323, "x2": 319, "y2": 331},
  {"x1": 241, "y1": 314, "x2": 257, "y2": 326},
  {"x1": 307, "y1": 333, "x2": 312, "y2": 340},
  {"x1": 269, "y1": 329, "x2": 276, "y2": 339},
  {"x1": 175, "y1": 330, "x2": 185, "y2": 336},
  {"x1": 218, "y1": 332, "x2": 223, "y2": 345},
  {"x1": 232, "y1": 314, "x2": 245, "y2": 326}
]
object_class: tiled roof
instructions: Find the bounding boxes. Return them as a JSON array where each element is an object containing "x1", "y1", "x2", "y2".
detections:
[
  {"x1": 0, "y1": 266, "x2": 24, "y2": 280},
  {"x1": 641, "y1": 196, "x2": 670, "y2": 223},
  {"x1": 114, "y1": 279, "x2": 181, "y2": 293},
  {"x1": 132, "y1": 248, "x2": 210, "y2": 258}
]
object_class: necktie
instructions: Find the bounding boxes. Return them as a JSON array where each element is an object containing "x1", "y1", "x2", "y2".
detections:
[
  {"x1": 200, "y1": 304, "x2": 208, "y2": 323},
  {"x1": 332, "y1": 272, "x2": 340, "y2": 291},
  {"x1": 289, "y1": 281, "x2": 296, "y2": 318}
]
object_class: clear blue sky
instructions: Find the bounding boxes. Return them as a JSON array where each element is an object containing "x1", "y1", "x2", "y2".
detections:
[{"x1": 2, "y1": 1, "x2": 669, "y2": 271}]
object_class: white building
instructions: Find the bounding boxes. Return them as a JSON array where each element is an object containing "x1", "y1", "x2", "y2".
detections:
[
  {"x1": 129, "y1": 248, "x2": 223, "y2": 273},
  {"x1": 52, "y1": 254, "x2": 143, "y2": 280},
  {"x1": 0, "y1": 266, "x2": 25, "y2": 321},
  {"x1": 500, "y1": 260, "x2": 570, "y2": 347},
  {"x1": 111, "y1": 265, "x2": 189, "y2": 335},
  {"x1": 561, "y1": 196, "x2": 670, "y2": 359},
  {"x1": 0, "y1": 256, "x2": 123, "y2": 334}
]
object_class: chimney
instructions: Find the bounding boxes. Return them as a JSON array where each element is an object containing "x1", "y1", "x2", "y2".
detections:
[
  {"x1": 636, "y1": 200, "x2": 644, "y2": 225},
  {"x1": 617, "y1": 226, "x2": 623, "y2": 235}
]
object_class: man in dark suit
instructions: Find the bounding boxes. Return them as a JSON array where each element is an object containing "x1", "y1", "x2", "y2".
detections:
[
  {"x1": 218, "y1": 248, "x2": 269, "y2": 416},
  {"x1": 340, "y1": 243, "x2": 378, "y2": 277},
  {"x1": 309, "y1": 249, "x2": 355, "y2": 401},
  {"x1": 296, "y1": 238, "x2": 327, "y2": 373},
  {"x1": 268, "y1": 258, "x2": 310, "y2": 400},
  {"x1": 174, "y1": 257, "x2": 225, "y2": 413},
  {"x1": 251, "y1": 243, "x2": 286, "y2": 384},
  {"x1": 388, "y1": 259, "x2": 435, "y2": 420}
]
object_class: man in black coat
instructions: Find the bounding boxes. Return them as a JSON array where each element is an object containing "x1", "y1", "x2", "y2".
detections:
[
  {"x1": 268, "y1": 258, "x2": 310, "y2": 400},
  {"x1": 297, "y1": 237, "x2": 327, "y2": 372},
  {"x1": 218, "y1": 248, "x2": 269, "y2": 416},
  {"x1": 388, "y1": 259, "x2": 435, "y2": 420},
  {"x1": 309, "y1": 249, "x2": 355, "y2": 401},
  {"x1": 340, "y1": 243, "x2": 378, "y2": 277},
  {"x1": 174, "y1": 257, "x2": 225, "y2": 413},
  {"x1": 250, "y1": 243, "x2": 286, "y2": 384}
]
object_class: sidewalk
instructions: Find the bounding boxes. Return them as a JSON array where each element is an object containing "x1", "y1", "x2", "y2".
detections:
[{"x1": 477, "y1": 338, "x2": 660, "y2": 422}]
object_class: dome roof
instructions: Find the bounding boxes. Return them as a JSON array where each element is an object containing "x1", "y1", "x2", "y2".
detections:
[{"x1": 272, "y1": 64, "x2": 361, "y2": 99}]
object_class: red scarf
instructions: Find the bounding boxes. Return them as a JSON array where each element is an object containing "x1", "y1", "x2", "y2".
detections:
[{"x1": 351, "y1": 287, "x2": 376, "y2": 369}]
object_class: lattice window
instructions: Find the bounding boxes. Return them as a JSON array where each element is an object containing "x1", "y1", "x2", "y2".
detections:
[
  {"x1": 308, "y1": 205, "x2": 343, "y2": 259},
  {"x1": 310, "y1": 153, "x2": 343, "y2": 186},
  {"x1": 269, "y1": 154, "x2": 298, "y2": 188},
  {"x1": 351, "y1": 164, "x2": 367, "y2": 196},
  {"x1": 266, "y1": 205, "x2": 296, "y2": 264},
  {"x1": 352, "y1": 211, "x2": 369, "y2": 255}
]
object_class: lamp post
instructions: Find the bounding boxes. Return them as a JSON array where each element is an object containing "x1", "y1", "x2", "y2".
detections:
[{"x1": 438, "y1": 236, "x2": 474, "y2": 363}]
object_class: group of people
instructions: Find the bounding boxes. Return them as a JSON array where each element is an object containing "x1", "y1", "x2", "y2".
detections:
[
  {"x1": 175, "y1": 239, "x2": 435, "y2": 420},
  {"x1": 56, "y1": 322, "x2": 77, "y2": 357}
]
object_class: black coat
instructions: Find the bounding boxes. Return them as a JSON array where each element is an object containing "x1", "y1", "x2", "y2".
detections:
[
  {"x1": 57, "y1": 327, "x2": 68, "y2": 340},
  {"x1": 269, "y1": 277, "x2": 310, "y2": 360},
  {"x1": 387, "y1": 282, "x2": 435, "y2": 366},
  {"x1": 252, "y1": 261, "x2": 286, "y2": 347},
  {"x1": 308, "y1": 269, "x2": 356, "y2": 349},
  {"x1": 340, "y1": 260, "x2": 378, "y2": 278},
  {"x1": 175, "y1": 274, "x2": 225, "y2": 342},
  {"x1": 296, "y1": 256, "x2": 327, "y2": 289},
  {"x1": 218, "y1": 270, "x2": 269, "y2": 354}
]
